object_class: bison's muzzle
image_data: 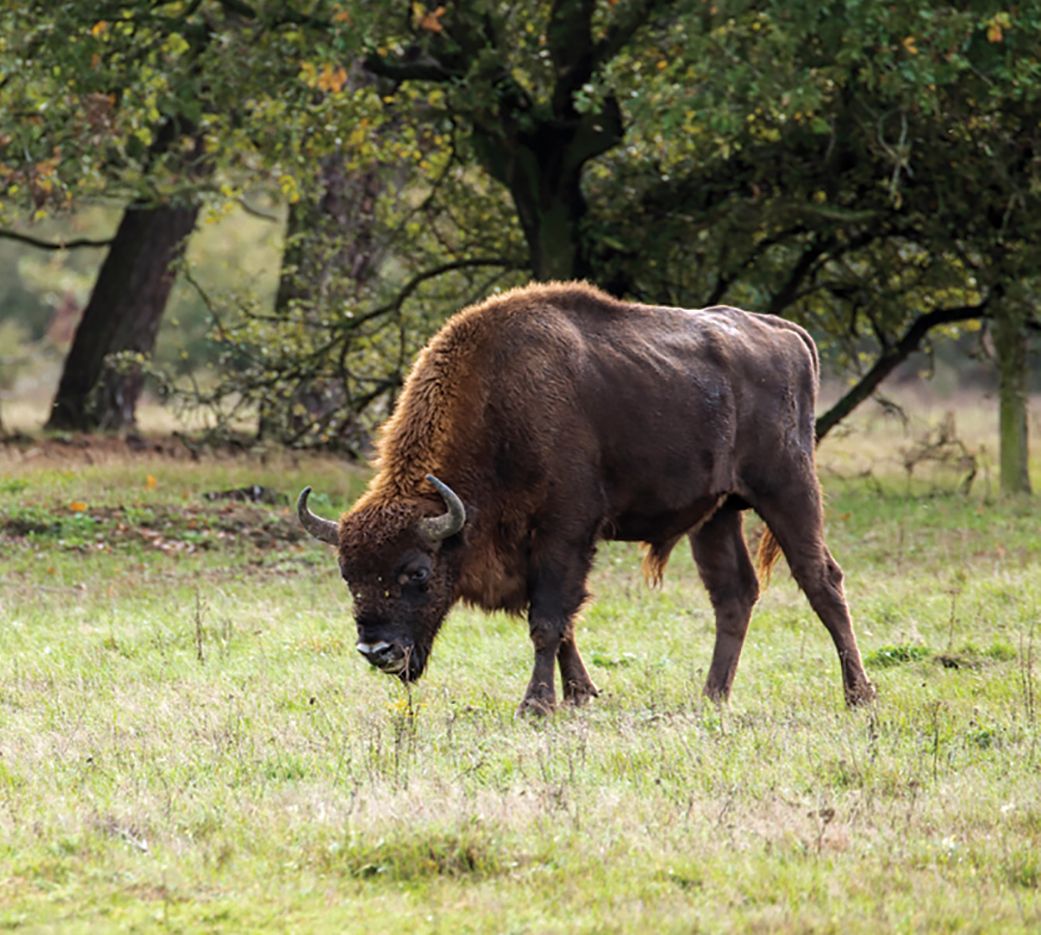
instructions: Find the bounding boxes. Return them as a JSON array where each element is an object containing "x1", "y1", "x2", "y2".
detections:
[{"x1": 356, "y1": 639, "x2": 424, "y2": 681}]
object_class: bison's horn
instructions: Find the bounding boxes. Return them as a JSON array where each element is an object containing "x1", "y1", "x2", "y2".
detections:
[
  {"x1": 296, "y1": 487, "x2": 340, "y2": 545},
  {"x1": 418, "y1": 474, "x2": 466, "y2": 543}
]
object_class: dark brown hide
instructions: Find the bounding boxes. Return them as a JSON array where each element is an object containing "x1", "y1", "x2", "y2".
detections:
[{"x1": 318, "y1": 282, "x2": 875, "y2": 712}]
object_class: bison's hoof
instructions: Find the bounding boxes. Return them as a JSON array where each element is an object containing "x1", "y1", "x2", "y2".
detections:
[
  {"x1": 701, "y1": 683, "x2": 731, "y2": 705},
  {"x1": 845, "y1": 681, "x2": 877, "y2": 707},
  {"x1": 517, "y1": 693, "x2": 556, "y2": 717},
  {"x1": 563, "y1": 680, "x2": 599, "y2": 707}
]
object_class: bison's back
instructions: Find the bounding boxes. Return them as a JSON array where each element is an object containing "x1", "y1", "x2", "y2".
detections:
[{"x1": 469, "y1": 291, "x2": 819, "y2": 539}]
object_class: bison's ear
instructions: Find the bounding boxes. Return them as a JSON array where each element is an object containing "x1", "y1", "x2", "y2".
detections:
[
  {"x1": 297, "y1": 487, "x2": 340, "y2": 545},
  {"x1": 418, "y1": 474, "x2": 466, "y2": 544}
]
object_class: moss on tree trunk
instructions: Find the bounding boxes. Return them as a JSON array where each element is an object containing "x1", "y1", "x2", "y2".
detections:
[{"x1": 992, "y1": 302, "x2": 1032, "y2": 495}]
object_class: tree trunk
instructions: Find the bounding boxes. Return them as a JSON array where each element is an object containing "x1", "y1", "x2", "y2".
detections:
[
  {"x1": 473, "y1": 105, "x2": 622, "y2": 282},
  {"x1": 274, "y1": 154, "x2": 382, "y2": 312},
  {"x1": 992, "y1": 303, "x2": 1032, "y2": 494},
  {"x1": 493, "y1": 140, "x2": 589, "y2": 281},
  {"x1": 258, "y1": 150, "x2": 384, "y2": 446},
  {"x1": 46, "y1": 201, "x2": 198, "y2": 432}
]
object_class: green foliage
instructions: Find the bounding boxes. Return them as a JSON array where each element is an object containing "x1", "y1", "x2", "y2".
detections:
[
  {"x1": 1, "y1": 0, "x2": 1038, "y2": 446},
  {"x1": 593, "y1": 1, "x2": 1041, "y2": 309},
  {"x1": 572, "y1": 1, "x2": 1040, "y2": 445},
  {"x1": 0, "y1": 1, "x2": 374, "y2": 219}
]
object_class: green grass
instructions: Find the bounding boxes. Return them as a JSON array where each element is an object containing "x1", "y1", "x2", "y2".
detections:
[{"x1": 0, "y1": 424, "x2": 1039, "y2": 933}]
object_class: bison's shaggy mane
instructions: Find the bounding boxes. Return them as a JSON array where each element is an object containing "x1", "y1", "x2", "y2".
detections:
[{"x1": 363, "y1": 281, "x2": 620, "y2": 501}]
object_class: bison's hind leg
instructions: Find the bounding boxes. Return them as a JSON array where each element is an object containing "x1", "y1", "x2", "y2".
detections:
[
  {"x1": 747, "y1": 479, "x2": 876, "y2": 707},
  {"x1": 558, "y1": 632, "x2": 599, "y2": 706},
  {"x1": 690, "y1": 504, "x2": 760, "y2": 702}
]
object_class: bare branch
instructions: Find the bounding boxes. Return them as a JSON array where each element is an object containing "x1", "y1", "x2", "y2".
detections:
[
  {"x1": 0, "y1": 229, "x2": 113, "y2": 250},
  {"x1": 816, "y1": 300, "x2": 991, "y2": 441},
  {"x1": 236, "y1": 198, "x2": 281, "y2": 223},
  {"x1": 363, "y1": 52, "x2": 456, "y2": 83},
  {"x1": 341, "y1": 256, "x2": 524, "y2": 332}
]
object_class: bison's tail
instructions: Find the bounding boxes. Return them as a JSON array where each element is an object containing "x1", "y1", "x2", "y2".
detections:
[
  {"x1": 642, "y1": 535, "x2": 682, "y2": 588},
  {"x1": 755, "y1": 527, "x2": 783, "y2": 586}
]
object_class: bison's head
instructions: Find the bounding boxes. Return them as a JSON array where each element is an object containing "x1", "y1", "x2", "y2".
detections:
[{"x1": 297, "y1": 475, "x2": 466, "y2": 682}]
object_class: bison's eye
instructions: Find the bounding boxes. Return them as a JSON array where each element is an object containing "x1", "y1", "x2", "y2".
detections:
[{"x1": 398, "y1": 565, "x2": 430, "y2": 594}]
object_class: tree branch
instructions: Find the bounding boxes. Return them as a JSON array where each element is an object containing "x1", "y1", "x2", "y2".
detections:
[
  {"x1": 363, "y1": 52, "x2": 456, "y2": 83},
  {"x1": 215, "y1": 0, "x2": 328, "y2": 30},
  {"x1": 547, "y1": 0, "x2": 596, "y2": 114},
  {"x1": 816, "y1": 300, "x2": 991, "y2": 441},
  {"x1": 0, "y1": 229, "x2": 114, "y2": 250},
  {"x1": 341, "y1": 256, "x2": 524, "y2": 332},
  {"x1": 214, "y1": 0, "x2": 257, "y2": 17},
  {"x1": 765, "y1": 235, "x2": 834, "y2": 314},
  {"x1": 236, "y1": 197, "x2": 281, "y2": 223}
]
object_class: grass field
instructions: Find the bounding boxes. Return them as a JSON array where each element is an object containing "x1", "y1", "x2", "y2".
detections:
[{"x1": 1, "y1": 400, "x2": 1039, "y2": 932}]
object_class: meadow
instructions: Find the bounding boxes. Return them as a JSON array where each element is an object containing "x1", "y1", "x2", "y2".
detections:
[{"x1": 0, "y1": 397, "x2": 1039, "y2": 932}]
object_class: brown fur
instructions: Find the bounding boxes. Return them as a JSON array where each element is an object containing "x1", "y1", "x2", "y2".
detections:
[
  {"x1": 642, "y1": 536, "x2": 682, "y2": 587},
  {"x1": 755, "y1": 527, "x2": 783, "y2": 584},
  {"x1": 320, "y1": 281, "x2": 874, "y2": 710}
]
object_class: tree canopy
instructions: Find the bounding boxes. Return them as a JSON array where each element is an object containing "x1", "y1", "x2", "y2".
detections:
[{"x1": 1, "y1": 1, "x2": 1038, "y2": 479}]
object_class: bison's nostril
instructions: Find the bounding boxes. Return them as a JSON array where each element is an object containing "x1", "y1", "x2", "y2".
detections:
[
  {"x1": 356, "y1": 640, "x2": 392, "y2": 659},
  {"x1": 356, "y1": 641, "x2": 410, "y2": 674}
]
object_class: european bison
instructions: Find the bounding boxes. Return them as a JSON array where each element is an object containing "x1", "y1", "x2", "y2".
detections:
[{"x1": 299, "y1": 282, "x2": 875, "y2": 713}]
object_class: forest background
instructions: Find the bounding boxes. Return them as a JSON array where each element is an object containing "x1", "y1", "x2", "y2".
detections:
[{"x1": 0, "y1": 0, "x2": 1039, "y2": 491}]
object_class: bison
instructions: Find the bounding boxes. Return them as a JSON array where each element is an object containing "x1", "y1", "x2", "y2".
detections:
[{"x1": 298, "y1": 282, "x2": 875, "y2": 713}]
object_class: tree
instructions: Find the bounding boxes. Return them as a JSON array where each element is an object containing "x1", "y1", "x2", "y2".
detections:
[
  {"x1": 184, "y1": 0, "x2": 1041, "y2": 463},
  {"x1": 189, "y1": 147, "x2": 527, "y2": 450},
  {"x1": 47, "y1": 197, "x2": 201, "y2": 430},
  {"x1": 2, "y1": 0, "x2": 371, "y2": 430},
  {"x1": 257, "y1": 145, "x2": 386, "y2": 446},
  {"x1": 360, "y1": 1, "x2": 1039, "y2": 479},
  {"x1": 171, "y1": 7, "x2": 532, "y2": 447},
  {"x1": 365, "y1": 0, "x2": 673, "y2": 281},
  {"x1": 9, "y1": 0, "x2": 1037, "y2": 459},
  {"x1": 46, "y1": 120, "x2": 208, "y2": 430},
  {"x1": 3, "y1": 4, "x2": 212, "y2": 429},
  {"x1": 586, "y1": 0, "x2": 1041, "y2": 471},
  {"x1": 992, "y1": 297, "x2": 1033, "y2": 494}
]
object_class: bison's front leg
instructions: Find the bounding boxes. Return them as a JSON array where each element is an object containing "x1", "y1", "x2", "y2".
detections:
[
  {"x1": 519, "y1": 619, "x2": 560, "y2": 716},
  {"x1": 519, "y1": 546, "x2": 594, "y2": 715},
  {"x1": 558, "y1": 632, "x2": 599, "y2": 706}
]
